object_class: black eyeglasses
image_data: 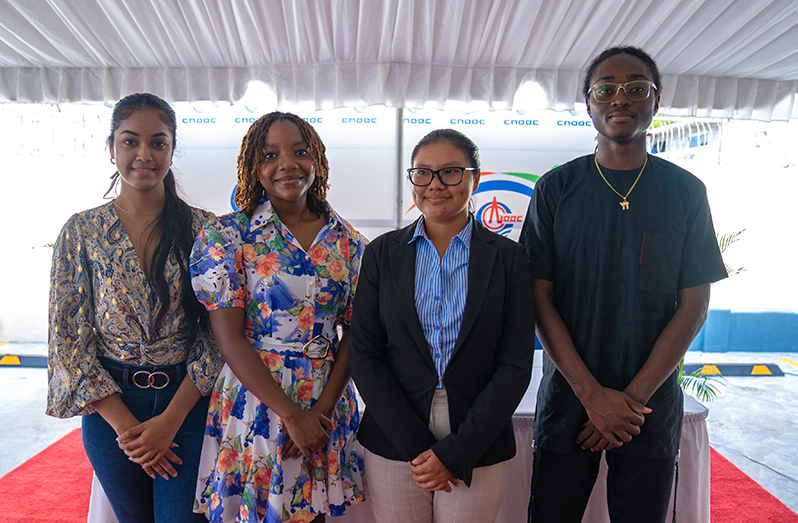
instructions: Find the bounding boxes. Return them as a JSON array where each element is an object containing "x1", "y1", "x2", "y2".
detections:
[
  {"x1": 589, "y1": 80, "x2": 657, "y2": 103},
  {"x1": 407, "y1": 167, "x2": 476, "y2": 187}
]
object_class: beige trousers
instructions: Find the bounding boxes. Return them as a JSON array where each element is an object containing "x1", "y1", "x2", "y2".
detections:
[{"x1": 364, "y1": 390, "x2": 511, "y2": 522}]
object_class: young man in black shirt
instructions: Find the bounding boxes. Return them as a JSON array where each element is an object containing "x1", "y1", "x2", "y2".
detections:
[{"x1": 520, "y1": 46, "x2": 728, "y2": 523}]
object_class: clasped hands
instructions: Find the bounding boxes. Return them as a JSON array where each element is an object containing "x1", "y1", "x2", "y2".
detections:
[
  {"x1": 117, "y1": 414, "x2": 182, "y2": 480},
  {"x1": 410, "y1": 449, "x2": 460, "y2": 493},
  {"x1": 577, "y1": 387, "x2": 651, "y2": 452},
  {"x1": 281, "y1": 406, "x2": 334, "y2": 459}
]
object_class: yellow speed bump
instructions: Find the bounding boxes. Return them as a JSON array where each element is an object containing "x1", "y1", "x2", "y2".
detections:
[
  {"x1": 683, "y1": 363, "x2": 784, "y2": 377},
  {"x1": 0, "y1": 355, "x2": 21, "y2": 365}
]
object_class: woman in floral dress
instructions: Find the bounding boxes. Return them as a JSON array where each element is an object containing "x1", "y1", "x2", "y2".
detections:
[{"x1": 190, "y1": 112, "x2": 365, "y2": 523}]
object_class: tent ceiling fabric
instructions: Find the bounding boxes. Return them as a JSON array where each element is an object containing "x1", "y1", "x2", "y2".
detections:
[{"x1": 1, "y1": 0, "x2": 797, "y2": 120}]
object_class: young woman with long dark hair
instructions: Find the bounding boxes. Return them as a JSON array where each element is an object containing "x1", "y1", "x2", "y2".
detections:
[{"x1": 47, "y1": 92, "x2": 221, "y2": 523}]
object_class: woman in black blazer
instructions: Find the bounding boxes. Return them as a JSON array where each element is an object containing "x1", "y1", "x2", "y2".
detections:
[{"x1": 349, "y1": 129, "x2": 535, "y2": 522}]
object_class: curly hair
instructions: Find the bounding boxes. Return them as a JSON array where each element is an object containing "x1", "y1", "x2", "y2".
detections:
[
  {"x1": 582, "y1": 45, "x2": 662, "y2": 101},
  {"x1": 234, "y1": 112, "x2": 330, "y2": 218}
]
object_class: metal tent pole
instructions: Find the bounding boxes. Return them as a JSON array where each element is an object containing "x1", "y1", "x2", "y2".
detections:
[{"x1": 394, "y1": 108, "x2": 404, "y2": 230}]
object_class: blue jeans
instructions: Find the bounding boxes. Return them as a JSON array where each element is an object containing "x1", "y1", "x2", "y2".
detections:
[{"x1": 82, "y1": 358, "x2": 210, "y2": 523}]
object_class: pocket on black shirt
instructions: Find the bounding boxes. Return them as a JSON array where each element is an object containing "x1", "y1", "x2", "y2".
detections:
[{"x1": 638, "y1": 232, "x2": 683, "y2": 294}]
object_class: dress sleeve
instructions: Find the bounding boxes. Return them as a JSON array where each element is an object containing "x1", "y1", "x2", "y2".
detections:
[
  {"x1": 46, "y1": 215, "x2": 120, "y2": 418},
  {"x1": 341, "y1": 231, "x2": 365, "y2": 326},
  {"x1": 190, "y1": 214, "x2": 247, "y2": 311},
  {"x1": 183, "y1": 208, "x2": 224, "y2": 396}
]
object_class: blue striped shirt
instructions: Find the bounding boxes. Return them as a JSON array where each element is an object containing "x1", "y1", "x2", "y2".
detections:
[{"x1": 411, "y1": 217, "x2": 473, "y2": 389}]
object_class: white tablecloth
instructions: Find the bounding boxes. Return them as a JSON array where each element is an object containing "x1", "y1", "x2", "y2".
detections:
[
  {"x1": 88, "y1": 362, "x2": 709, "y2": 523},
  {"x1": 495, "y1": 390, "x2": 710, "y2": 523}
]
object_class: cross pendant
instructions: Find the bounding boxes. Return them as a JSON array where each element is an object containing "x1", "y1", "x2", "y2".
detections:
[{"x1": 620, "y1": 200, "x2": 629, "y2": 210}]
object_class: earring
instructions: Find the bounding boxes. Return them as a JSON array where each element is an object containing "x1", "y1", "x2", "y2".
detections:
[{"x1": 111, "y1": 158, "x2": 116, "y2": 164}]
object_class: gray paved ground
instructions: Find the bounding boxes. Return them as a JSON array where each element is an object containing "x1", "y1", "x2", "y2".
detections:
[
  {"x1": 0, "y1": 343, "x2": 80, "y2": 477},
  {"x1": 683, "y1": 350, "x2": 798, "y2": 513},
  {"x1": 1, "y1": 344, "x2": 797, "y2": 514}
]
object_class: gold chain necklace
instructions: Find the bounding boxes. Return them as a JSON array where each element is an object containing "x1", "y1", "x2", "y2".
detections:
[
  {"x1": 113, "y1": 200, "x2": 162, "y2": 217},
  {"x1": 594, "y1": 154, "x2": 647, "y2": 211}
]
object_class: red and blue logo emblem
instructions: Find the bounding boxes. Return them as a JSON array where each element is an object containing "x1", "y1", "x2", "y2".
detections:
[{"x1": 474, "y1": 172, "x2": 540, "y2": 238}]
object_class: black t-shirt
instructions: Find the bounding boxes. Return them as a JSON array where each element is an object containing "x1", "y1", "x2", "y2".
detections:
[{"x1": 520, "y1": 154, "x2": 727, "y2": 458}]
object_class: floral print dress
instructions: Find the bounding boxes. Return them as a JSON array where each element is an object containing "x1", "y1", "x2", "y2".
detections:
[{"x1": 190, "y1": 195, "x2": 365, "y2": 523}]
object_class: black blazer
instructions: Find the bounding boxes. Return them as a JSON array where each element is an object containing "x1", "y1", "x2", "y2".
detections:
[{"x1": 349, "y1": 218, "x2": 534, "y2": 486}]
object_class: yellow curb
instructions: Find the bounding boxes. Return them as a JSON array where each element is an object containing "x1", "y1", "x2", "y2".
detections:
[{"x1": 778, "y1": 357, "x2": 798, "y2": 368}]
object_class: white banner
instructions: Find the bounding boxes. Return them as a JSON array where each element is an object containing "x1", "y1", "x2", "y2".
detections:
[{"x1": 174, "y1": 105, "x2": 598, "y2": 240}]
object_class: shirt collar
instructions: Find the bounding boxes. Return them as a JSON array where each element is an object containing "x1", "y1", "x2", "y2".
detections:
[
  {"x1": 248, "y1": 194, "x2": 277, "y2": 231},
  {"x1": 248, "y1": 194, "x2": 355, "y2": 237},
  {"x1": 410, "y1": 215, "x2": 474, "y2": 247}
]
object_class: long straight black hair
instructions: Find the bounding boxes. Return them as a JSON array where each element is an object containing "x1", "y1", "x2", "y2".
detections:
[{"x1": 105, "y1": 92, "x2": 206, "y2": 348}]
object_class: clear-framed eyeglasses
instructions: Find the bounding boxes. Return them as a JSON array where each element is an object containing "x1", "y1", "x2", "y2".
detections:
[
  {"x1": 589, "y1": 80, "x2": 657, "y2": 103},
  {"x1": 407, "y1": 167, "x2": 476, "y2": 187}
]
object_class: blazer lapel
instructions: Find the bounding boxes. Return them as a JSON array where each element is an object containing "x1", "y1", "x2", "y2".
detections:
[
  {"x1": 452, "y1": 221, "x2": 497, "y2": 356},
  {"x1": 388, "y1": 222, "x2": 437, "y2": 369}
]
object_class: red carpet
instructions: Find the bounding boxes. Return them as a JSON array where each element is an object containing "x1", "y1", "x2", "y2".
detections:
[
  {"x1": 711, "y1": 447, "x2": 798, "y2": 522},
  {"x1": 2, "y1": 432, "x2": 797, "y2": 522},
  {"x1": 0, "y1": 429, "x2": 91, "y2": 523}
]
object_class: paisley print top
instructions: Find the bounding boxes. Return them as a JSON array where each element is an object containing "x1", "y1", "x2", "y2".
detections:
[{"x1": 47, "y1": 201, "x2": 222, "y2": 418}]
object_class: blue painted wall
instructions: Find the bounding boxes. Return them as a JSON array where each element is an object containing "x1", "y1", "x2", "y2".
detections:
[{"x1": 689, "y1": 310, "x2": 798, "y2": 352}]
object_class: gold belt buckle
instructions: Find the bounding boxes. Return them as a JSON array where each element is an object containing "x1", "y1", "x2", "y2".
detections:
[{"x1": 302, "y1": 334, "x2": 332, "y2": 360}]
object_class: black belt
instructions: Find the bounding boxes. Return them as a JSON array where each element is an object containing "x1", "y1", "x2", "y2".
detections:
[{"x1": 100, "y1": 357, "x2": 184, "y2": 390}]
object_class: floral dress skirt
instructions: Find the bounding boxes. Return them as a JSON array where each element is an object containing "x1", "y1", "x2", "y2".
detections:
[{"x1": 194, "y1": 338, "x2": 364, "y2": 523}]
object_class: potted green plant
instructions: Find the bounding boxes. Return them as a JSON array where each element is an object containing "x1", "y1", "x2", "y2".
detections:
[{"x1": 678, "y1": 229, "x2": 746, "y2": 401}]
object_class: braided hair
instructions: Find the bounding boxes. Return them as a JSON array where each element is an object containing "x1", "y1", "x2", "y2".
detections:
[
  {"x1": 104, "y1": 92, "x2": 207, "y2": 348},
  {"x1": 234, "y1": 112, "x2": 330, "y2": 218}
]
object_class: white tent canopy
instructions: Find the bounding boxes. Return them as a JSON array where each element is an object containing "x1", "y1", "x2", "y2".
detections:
[{"x1": 1, "y1": 0, "x2": 797, "y2": 120}]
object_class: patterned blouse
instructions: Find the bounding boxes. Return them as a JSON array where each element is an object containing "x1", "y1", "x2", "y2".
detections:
[
  {"x1": 190, "y1": 195, "x2": 363, "y2": 345},
  {"x1": 47, "y1": 202, "x2": 222, "y2": 418}
]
